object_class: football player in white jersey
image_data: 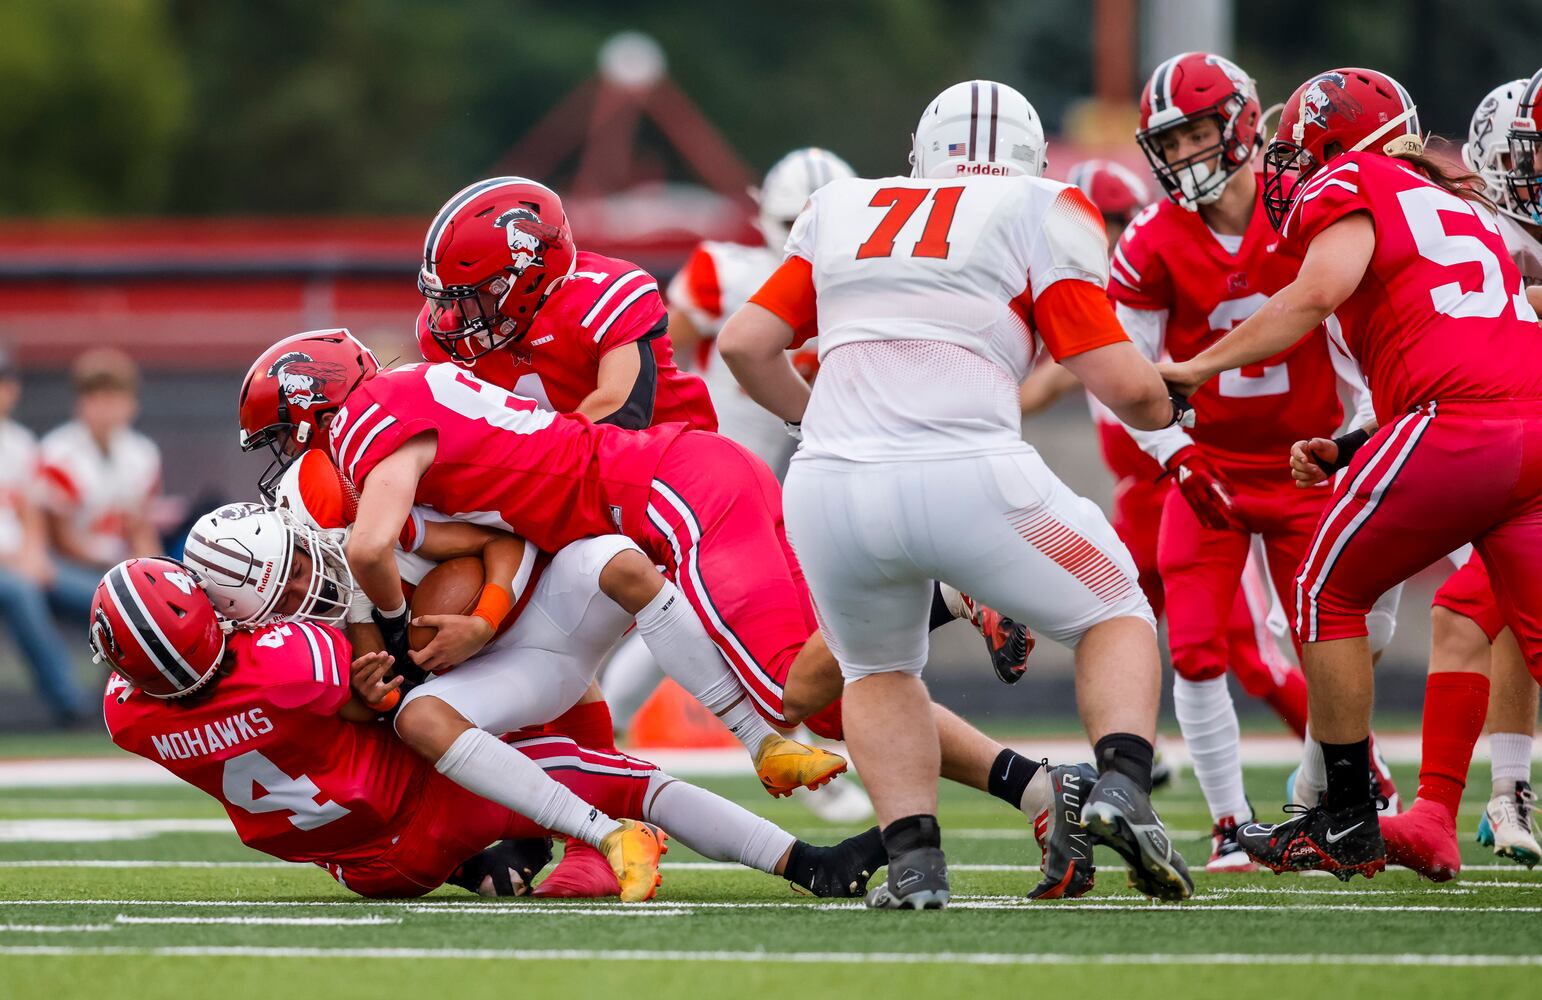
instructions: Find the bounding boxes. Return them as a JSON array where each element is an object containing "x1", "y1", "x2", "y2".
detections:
[{"x1": 722, "y1": 80, "x2": 1195, "y2": 907}]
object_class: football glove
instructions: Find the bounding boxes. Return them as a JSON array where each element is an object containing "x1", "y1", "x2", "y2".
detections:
[
  {"x1": 1166, "y1": 446, "x2": 1240, "y2": 531},
  {"x1": 372, "y1": 603, "x2": 425, "y2": 687}
]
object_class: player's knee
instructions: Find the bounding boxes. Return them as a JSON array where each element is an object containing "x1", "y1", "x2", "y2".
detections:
[
  {"x1": 1430, "y1": 606, "x2": 1493, "y2": 674},
  {"x1": 1173, "y1": 656, "x2": 1228, "y2": 683},
  {"x1": 394, "y1": 693, "x2": 474, "y2": 761},
  {"x1": 597, "y1": 546, "x2": 663, "y2": 614}
]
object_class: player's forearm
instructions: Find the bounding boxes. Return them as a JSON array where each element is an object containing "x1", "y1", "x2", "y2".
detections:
[
  {"x1": 1018, "y1": 362, "x2": 1080, "y2": 417},
  {"x1": 1061, "y1": 342, "x2": 1174, "y2": 432},
  {"x1": 479, "y1": 535, "x2": 524, "y2": 593},
  {"x1": 719, "y1": 304, "x2": 807, "y2": 423},
  {"x1": 347, "y1": 537, "x2": 406, "y2": 613}
]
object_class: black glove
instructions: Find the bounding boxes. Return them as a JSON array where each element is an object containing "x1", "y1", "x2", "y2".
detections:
[{"x1": 372, "y1": 604, "x2": 425, "y2": 687}]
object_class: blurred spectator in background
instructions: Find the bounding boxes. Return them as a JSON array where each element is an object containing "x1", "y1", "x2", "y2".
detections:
[
  {"x1": 39, "y1": 349, "x2": 162, "y2": 625},
  {"x1": 0, "y1": 348, "x2": 89, "y2": 724}
]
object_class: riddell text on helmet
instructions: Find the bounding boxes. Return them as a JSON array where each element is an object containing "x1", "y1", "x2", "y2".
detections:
[{"x1": 954, "y1": 162, "x2": 1013, "y2": 175}]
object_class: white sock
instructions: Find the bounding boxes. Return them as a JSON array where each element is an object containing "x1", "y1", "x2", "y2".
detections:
[
  {"x1": 1173, "y1": 676, "x2": 1251, "y2": 822},
  {"x1": 1298, "y1": 725, "x2": 1327, "y2": 796},
  {"x1": 938, "y1": 582, "x2": 967, "y2": 619},
  {"x1": 1491, "y1": 732, "x2": 1534, "y2": 793},
  {"x1": 435, "y1": 729, "x2": 621, "y2": 848},
  {"x1": 642, "y1": 770, "x2": 795, "y2": 874},
  {"x1": 600, "y1": 631, "x2": 666, "y2": 732},
  {"x1": 634, "y1": 581, "x2": 777, "y2": 754}
]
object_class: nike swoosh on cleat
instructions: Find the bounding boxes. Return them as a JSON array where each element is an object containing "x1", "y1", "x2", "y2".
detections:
[
  {"x1": 1324, "y1": 822, "x2": 1364, "y2": 844},
  {"x1": 1239, "y1": 823, "x2": 1274, "y2": 838}
]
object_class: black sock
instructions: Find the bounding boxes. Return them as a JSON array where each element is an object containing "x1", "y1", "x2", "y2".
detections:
[
  {"x1": 784, "y1": 839, "x2": 819, "y2": 886},
  {"x1": 987, "y1": 749, "x2": 1042, "y2": 809},
  {"x1": 928, "y1": 582, "x2": 954, "y2": 632},
  {"x1": 881, "y1": 814, "x2": 942, "y2": 858},
  {"x1": 1321, "y1": 738, "x2": 1372, "y2": 813},
  {"x1": 1093, "y1": 733, "x2": 1154, "y2": 793}
]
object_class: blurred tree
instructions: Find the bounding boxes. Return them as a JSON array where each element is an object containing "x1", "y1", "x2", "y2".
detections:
[{"x1": 0, "y1": 0, "x2": 189, "y2": 215}]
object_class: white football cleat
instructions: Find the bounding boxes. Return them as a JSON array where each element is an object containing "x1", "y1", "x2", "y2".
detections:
[{"x1": 1479, "y1": 781, "x2": 1540, "y2": 868}]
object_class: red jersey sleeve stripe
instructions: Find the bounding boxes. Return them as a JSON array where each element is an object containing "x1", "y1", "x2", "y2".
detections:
[
  {"x1": 581, "y1": 270, "x2": 651, "y2": 328},
  {"x1": 343, "y1": 412, "x2": 397, "y2": 484},
  {"x1": 591, "y1": 281, "x2": 661, "y2": 343},
  {"x1": 1028, "y1": 278, "x2": 1131, "y2": 361}
]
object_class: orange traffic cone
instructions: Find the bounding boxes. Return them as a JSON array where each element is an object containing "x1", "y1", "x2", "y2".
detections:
[{"x1": 625, "y1": 679, "x2": 739, "y2": 749}]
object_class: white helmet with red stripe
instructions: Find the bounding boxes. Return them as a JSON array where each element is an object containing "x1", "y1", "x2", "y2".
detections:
[
  {"x1": 90, "y1": 558, "x2": 226, "y2": 700},
  {"x1": 752, "y1": 148, "x2": 856, "y2": 250},
  {"x1": 911, "y1": 80, "x2": 1047, "y2": 181},
  {"x1": 182, "y1": 501, "x2": 356, "y2": 628}
]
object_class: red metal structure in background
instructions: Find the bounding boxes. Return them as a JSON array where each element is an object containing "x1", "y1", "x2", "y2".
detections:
[{"x1": 0, "y1": 33, "x2": 759, "y2": 370}]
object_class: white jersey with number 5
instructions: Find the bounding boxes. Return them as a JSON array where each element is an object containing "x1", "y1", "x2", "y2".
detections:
[{"x1": 785, "y1": 174, "x2": 1113, "y2": 462}]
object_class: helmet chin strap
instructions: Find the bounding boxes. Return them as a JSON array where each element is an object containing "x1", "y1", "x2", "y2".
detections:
[{"x1": 1352, "y1": 105, "x2": 1422, "y2": 156}]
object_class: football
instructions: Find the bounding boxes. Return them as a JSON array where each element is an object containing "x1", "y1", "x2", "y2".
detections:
[{"x1": 407, "y1": 556, "x2": 485, "y2": 651}]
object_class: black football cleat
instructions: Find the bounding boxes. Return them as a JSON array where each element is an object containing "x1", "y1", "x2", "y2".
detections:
[
  {"x1": 864, "y1": 846, "x2": 950, "y2": 909},
  {"x1": 447, "y1": 837, "x2": 553, "y2": 897},
  {"x1": 1028, "y1": 763, "x2": 1097, "y2": 899},
  {"x1": 1082, "y1": 771, "x2": 1194, "y2": 900},
  {"x1": 1237, "y1": 803, "x2": 1386, "y2": 881},
  {"x1": 788, "y1": 827, "x2": 888, "y2": 898}
]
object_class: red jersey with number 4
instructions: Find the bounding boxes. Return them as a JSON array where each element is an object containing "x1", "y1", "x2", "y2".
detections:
[
  {"x1": 328, "y1": 363, "x2": 684, "y2": 553},
  {"x1": 1110, "y1": 184, "x2": 1342, "y2": 465},
  {"x1": 417, "y1": 250, "x2": 716, "y2": 431},
  {"x1": 1280, "y1": 152, "x2": 1542, "y2": 425},
  {"x1": 104, "y1": 622, "x2": 429, "y2": 866}
]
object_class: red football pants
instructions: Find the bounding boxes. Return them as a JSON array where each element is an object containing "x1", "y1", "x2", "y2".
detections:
[
  {"x1": 320, "y1": 734, "x2": 654, "y2": 898},
  {"x1": 642, "y1": 431, "x2": 842, "y2": 738},
  {"x1": 1101, "y1": 421, "x2": 1294, "y2": 701},
  {"x1": 1296, "y1": 401, "x2": 1542, "y2": 684},
  {"x1": 1431, "y1": 551, "x2": 1506, "y2": 641},
  {"x1": 1158, "y1": 460, "x2": 1326, "y2": 682}
]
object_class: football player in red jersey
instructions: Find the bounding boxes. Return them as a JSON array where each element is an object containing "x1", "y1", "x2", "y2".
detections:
[
  {"x1": 417, "y1": 177, "x2": 715, "y2": 432},
  {"x1": 241, "y1": 331, "x2": 848, "y2": 800},
  {"x1": 240, "y1": 333, "x2": 1110, "y2": 901},
  {"x1": 1369, "y1": 77, "x2": 1542, "y2": 879},
  {"x1": 1020, "y1": 159, "x2": 1309, "y2": 767},
  {"x1": 1163, "y1": 67, "x2": 1542, "y2": 880},
  {"x1": 97, "y1": 556, "x2": 888, "y2": 900},
  {"x1": 1110, "y1": 53, "x2": 1395, "y2": 871}
]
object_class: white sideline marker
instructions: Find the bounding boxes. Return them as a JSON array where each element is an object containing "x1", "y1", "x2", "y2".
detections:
[{"x1": 1, "y1": 945, "x2": 1541, "y2": 967}]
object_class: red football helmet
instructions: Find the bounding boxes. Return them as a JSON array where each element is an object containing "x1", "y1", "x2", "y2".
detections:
[
  {"x1": 1506, "y1": 66, "x2": 1542, "y2": 222},
  {"x1": 1136, "y1": 52, "x2": 1261, "y2": 210},
  {"x1": 1066, "y1": 159, "x2": 1153, "y2": 229},
  {"x1": 418, "y1": 177, "x2": 576, "y2": 362},
  {"x1": 1263, "y1": 68, "x2": 1422, "y2": 231},
  {"x1": 238, "y1": 329, "x2": 380, "y2": 499},
  {"x1": 91, "y1": 557, "x2": 226, "y2": 700}
]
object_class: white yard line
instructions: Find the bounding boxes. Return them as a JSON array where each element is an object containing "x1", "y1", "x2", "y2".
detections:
[
  {"x1": 0, "y1": 925, "x2": 112, "y2": 934},
  {"x1": 10, "y1": 735, "x2": 1537, "y2": 789},
  {"x1": 0, "y1": 945, "x2": 1540, "y2": 967},
  {"x1": 114, "y1": 915, "x2": 400, "y2": 927},
  {"x1": 0, "y1": 819, "x2": 232, "y2": 842}
]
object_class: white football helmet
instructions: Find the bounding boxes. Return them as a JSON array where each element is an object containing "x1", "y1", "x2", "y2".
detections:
[
  {"x1": 911, "y1": 80, "x2": 1047, "y2": 181},
  {"x1": 183, "y1": 501, "x2": 356, "y2": 628},
  {"x1": 1462, "y1": 79, "x2": 1530, "y2": 223},
  {"x1": 753, "y1": 147, "x2": 856, "y2": 250}
]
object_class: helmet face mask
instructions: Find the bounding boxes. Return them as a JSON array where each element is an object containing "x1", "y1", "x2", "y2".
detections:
[
  {"x1": 1138, "y1": 111, "x2": 1245, "y2": 208},
  {"x1": 418, "y1": 271, "x2": 525, "y2": 362},
  {"x1": 1261, "y1": 139, "x2": 1317, "y2": 232},
  {"x1": 1507, "y1": 121, "x2": 1542, "y2": 224}
]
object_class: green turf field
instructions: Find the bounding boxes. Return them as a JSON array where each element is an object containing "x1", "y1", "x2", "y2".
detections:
[{"x1": 1, "y1": 759, "x2": 1538, "y2": 1000}]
